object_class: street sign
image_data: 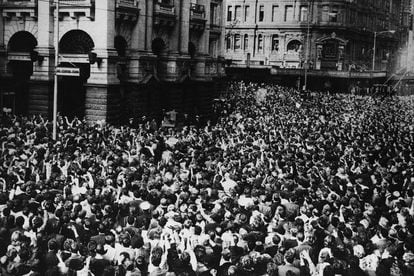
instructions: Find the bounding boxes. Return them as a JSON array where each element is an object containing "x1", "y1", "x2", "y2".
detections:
[{"x1": 56, "y1": 67, "x2": 80, "y2": 76}]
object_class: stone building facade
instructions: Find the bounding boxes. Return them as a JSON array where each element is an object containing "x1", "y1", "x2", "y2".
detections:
[
  {"x1": 224, "y1": 0, "x2": 407, "y2": 75},
  {"x1": 0, "y1": 0, "x2": 226, "y2": 123}
]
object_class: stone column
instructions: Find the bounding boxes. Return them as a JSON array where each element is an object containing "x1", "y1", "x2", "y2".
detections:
[
  {"x1": 86, "y1": 0, "x2": 120, "y2": 123},
  {"x1": 145, "y1": 0, "x2": 153, "y2": 51},
  {"x1": 199, "y1": 0, "x2": 210, "y2": 55},
  {"x1": 27, "y1": 0, "x2": 54, "y2": 116},
  {"x1": 179, "y1": 0, "x2": 190, "y2": 54}
]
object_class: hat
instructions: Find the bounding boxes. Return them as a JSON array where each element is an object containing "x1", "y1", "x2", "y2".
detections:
[{"x1": 140, "y1": 201, "x2": 151, "y2": 211}]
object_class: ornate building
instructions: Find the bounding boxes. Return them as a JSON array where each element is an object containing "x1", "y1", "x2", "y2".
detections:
[
  {"x1": 0, "y1": 0, "x2": 226, "y2": 122},
  {"x1": 224, "y1": 0, "x2": 408, "y2": 90}
]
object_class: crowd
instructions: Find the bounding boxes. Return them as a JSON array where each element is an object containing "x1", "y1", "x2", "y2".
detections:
[{"x1": 0, "y1": 81, "x2": 414, "y2": 276}]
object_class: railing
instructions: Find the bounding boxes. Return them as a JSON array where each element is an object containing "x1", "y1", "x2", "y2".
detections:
[
  {"x1": 0, "y1": 0, "x2": 36, "y2": 6},
  {"x1": 116, "y1": 0, "x2": 138, "y2": 9},
  {"x1": 210, "y1": 23, "x2": 221, "y2": 33},
  {"x1": 190, "y1": 3, "x2": 205, "y2": 20},
  {"x1": 284, "y1": 52, "x2": 301, "y2": 61},
  {"x1": 154, "y1": 0, "x2": 175, "y2": 15},
  {"x1": 60, "y1": 0, "x2": 94, "y2": 7},
  {"x1": 0, "y1": 0, "x2": 37, "y2": 18}
]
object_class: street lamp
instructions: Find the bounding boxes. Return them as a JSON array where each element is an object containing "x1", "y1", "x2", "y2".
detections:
[{"x1": 372, "y1": 30, "x2": 395, "y2": 71}]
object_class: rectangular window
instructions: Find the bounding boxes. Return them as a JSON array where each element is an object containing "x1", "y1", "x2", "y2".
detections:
[
  {"x1": 272, "y1": 5, "x2": 278, "y2": 22},
  {"x1": 285, "y1": 5, "x2": 293, "y2": 22},
  {"x1": 258, "y1": 35, "x2": 263, "y2": 51},
  {"x1": 227, "y1": 6, "x2": 232, "y2": 21},
  {"x1": 300, "y1": 6, "x2": 308, "y2": 22},
  {"x1": 272, "y1": 35, "x2": 279, "y2": 51},
  {"x1": 226, "y1": 37, "x2": 232, "y2": 50},
  {"x1": 329, "y1": 6, "x2": 338, "y2": 22},
  {"x1": 234, "y1": 34, "x2": 241, "y2": 50},
  {"x1": 244, "y1": 6, "x2": 250, "y2": 22},
  {"x1": 322, "y1": 5, "x2": 329, "y2": 22},
  {"x1": 210, "y1": 3, "x2": 218, "y2": 25},
  {"x1": 235, "y1": 5, "x2": 241, "y2": 21},
  {"x1": 244, "y1": 35, "x2": 249, "y2": 50},
  {"x1": 259, "y1": 5, "x2": 264, "y2": 22}
]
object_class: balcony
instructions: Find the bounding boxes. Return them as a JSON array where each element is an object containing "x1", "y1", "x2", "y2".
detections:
[
  {"x1": 153, "y1": 0, "x2": 176, "y2": 28},
  {"x1": 59, "y1": 0, "x2": 95, "y2": 20},
  {"x1": 190, "y1": 3, "x2": 206, "y2": 31},
  {"x1": 209, "y1": 23, "x2": 221, "y2": 35},
  {"x1": 0, "y1": 0, "x2": 38, "y2": 19},
  {"x1": 116, "y1": 0, "x2": 140, "y2": 21}
]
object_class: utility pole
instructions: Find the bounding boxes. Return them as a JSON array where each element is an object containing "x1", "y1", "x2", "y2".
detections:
[{"x1": 52, "y1": 0, "x2": 59, "y2": 140}]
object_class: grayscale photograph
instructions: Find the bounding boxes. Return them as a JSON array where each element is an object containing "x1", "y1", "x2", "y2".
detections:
[{"x1": 0, "y1": 0, "x2": 413, "y2": 275}]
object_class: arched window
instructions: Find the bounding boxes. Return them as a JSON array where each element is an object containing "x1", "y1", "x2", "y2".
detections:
[
  {"x1": 244, "y1": 34, "x2": 249, "y2": 51},
  {"x1": 234, "y1": 34, "x2": 241, "y2": 50},
  {"x1": 287, "y1": 40, "x2": 302, "y2": 53},
  {"x1": 59, "y1": 30, "x2": 94, "y2": 54},
  {"x1": 8, "y1": 31, "x2": 37, "y2": 52},
  {"x1": 258, "y1": 34, "x2": 263, "y2": 52}
]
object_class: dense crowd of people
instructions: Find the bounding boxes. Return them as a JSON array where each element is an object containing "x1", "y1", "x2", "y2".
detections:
[{"x1": 0, "y1": 81, "x2": 413, "y2": 276}]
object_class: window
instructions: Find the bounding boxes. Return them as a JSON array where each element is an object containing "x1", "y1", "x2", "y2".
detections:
[
  {"x1": 287, "y1": 40, "x2": 302, "y2": 52},
  {"x1": 259, "y1": 5, "x2": 264, "y2": 22},
  {"x1": 209, "y1": 40, "x2": 217, "y2": 57},
  {"x1": 226, "y1": 36, "x2": 232, "y2": 51},
  {"x1": 227, "y1": 6, "x2": 232, "y2": 21},
  {"x1": 234, "y1": 34, "x2": 241, "y2": 50},
  {"x1": 244, "y1": 34, "x2": 249, "y2": 50},
  {"x1": 285, "y1": 5, "x2": 293, "y2": 22},
  {"x1": 235, "y1": 5, "x2": 241, "y2": 21},
  {"x1": 258, "y1": 34, "x2": 263, "y2": 52},
  {"x1": 300, "y1": 6, "x2": 308, "y2": 22},
  {"x1": 272, "y1": 5, "x2": 279, "y2": 22},
  {"x1": 272, "y1": 35, "x2": 279, "y2": 51},
  {"x1": 329, "y1": 6, "x2": 338, "y2": 22},
  {"x1": 322, "y1": 5, "x2": 329, "y2": 22},
  {"x1": 210, "y1": 3, "x2": 218, "y2": 25},
  {"x1": 244, "y1": 6, "x2": 250, "y2": 22}
]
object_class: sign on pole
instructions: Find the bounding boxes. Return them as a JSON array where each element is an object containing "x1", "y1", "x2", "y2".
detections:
[{"x1": 56, "y1": 67, "x2": 80, "y2": 77}]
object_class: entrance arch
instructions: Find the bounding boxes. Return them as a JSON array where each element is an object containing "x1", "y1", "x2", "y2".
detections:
[
  {"x1": 58, "y1": 30, "x2": 94, "y2": 119},
  {"x1": 6, "y1": 31, "x2": 38, "y2": 114}
]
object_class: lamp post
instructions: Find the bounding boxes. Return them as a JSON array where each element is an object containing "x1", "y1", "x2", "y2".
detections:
[
  {"x1": 372, "y1": 30, "x2": 395, "y2": 71},
  {"x1": 52, "y1": 0, "x2": 59, "y2": 140}
]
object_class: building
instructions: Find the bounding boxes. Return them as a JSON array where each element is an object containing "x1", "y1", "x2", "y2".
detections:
[
  {"x1": 0, "y1": 0, "x2": 226, "y2": 123},
  {"x1": 394, "y1": 0, "x2": 414, "y2": 95},
  {"x1": 224, "y1": 0, "x2": 408, "y2": 91}
]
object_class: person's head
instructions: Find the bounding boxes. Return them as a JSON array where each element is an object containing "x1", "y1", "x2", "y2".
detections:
[
  {"x1": 150, "y1": 247, "x2": 163, "y2": 267},
  {"x1": 48, "y1": 238, "x2": 58, "y2": 252},
  {"x1": 15, "y1": 216, "x2": 24, "y2": 228},
  {"x1": 284, "y1": 248, "x2": 295, "y2": 264},
  {"x1": 194, "y1": 245, "x2": 206, "y2": 264}
]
